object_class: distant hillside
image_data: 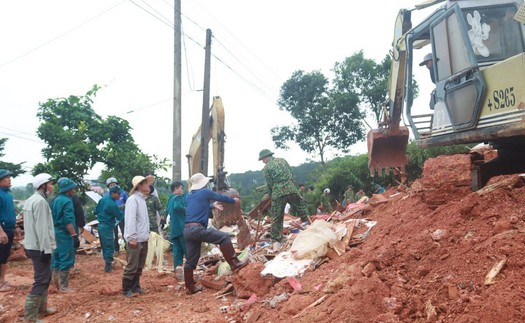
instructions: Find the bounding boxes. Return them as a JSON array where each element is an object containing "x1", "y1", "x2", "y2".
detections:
[{"x1": 227, "y1": 161, "x2": 320, "y2": 194}]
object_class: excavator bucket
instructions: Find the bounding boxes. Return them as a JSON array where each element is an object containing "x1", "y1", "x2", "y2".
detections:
[{"x1": 367, "y1": 126, "x2": 409, "y2": 176}]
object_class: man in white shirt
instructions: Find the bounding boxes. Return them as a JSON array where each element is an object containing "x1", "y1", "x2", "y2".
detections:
[
  {"x1": 122, "y1": 176, "x2": 150, "y2": 297},
  {"x1": 22, "y1": 173, "x2": 57, "y2": 321}
]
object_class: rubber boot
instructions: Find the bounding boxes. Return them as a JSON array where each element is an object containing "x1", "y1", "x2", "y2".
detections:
[
  {"x1": 24, "y1": 294, "x2": 44, "y2": 323},
  {"x1": 58, "y1": 271, "x2": 73, "y2": 293},
  {"x1": 183, "y1": 269, "x2": 202, "y2": 295},
  {"x1": 104, "y1": 262, "x2": 113, "y2": 273},
  {"x1": 131, "y1": 275, "x2": 145, "y2": 294},
  {"x1": 38, "y1": 290, "x2": 57, "y2": 317},
  {"x1": 122, "y1": 278, "x2": 133, "y2": 297},
  {"x1": 219, "y1": 243, "x2": 248, "y2": 272},
  {"x1": 51, "y1": 269, "x2": 59, "y2": 290}
]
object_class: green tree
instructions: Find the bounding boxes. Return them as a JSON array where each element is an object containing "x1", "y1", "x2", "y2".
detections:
[
  {"x1": 34, "y1": 85, "x2": 169, "y2": 194},
  {"x1": 332, "y1": 51, "x2": 391, "y2": 125},
  {"x1": 0, "y1": 138, "x2": 25, "y2": 177},
  {"x1": 274, "y1": 70, "x2": 364, "y2": 165}
]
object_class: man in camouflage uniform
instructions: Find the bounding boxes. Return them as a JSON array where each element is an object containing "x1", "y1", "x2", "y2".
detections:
[{"x1": 259, "y1": 149, "x2": 308, "y2": 243}]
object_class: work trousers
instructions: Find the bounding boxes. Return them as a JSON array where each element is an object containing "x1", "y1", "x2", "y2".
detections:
[
  {"x1": 27, "y1": 249, "x2": 52, "y2": 295},
  {"x1": 145, "y1": 232, "x2": 165, "y2": 271},
  {"x1": 270, "y1": 193, "x2": 309, "y2": 242},
  {"x1": 183, "y1": 225, "x2": 230, "y2": 270},
  {"x1": 99, "y1": 224, "x2": 115, "y2": 264},
  {"x1": 51, "y1": 230, "x2": 75, "y2": 271},
  {"x1": 123, "y1": 241, "x2": 148, "y2": 281},
  {"x1": 171, "y1": 235, "x2": 185, "y2": 268}
]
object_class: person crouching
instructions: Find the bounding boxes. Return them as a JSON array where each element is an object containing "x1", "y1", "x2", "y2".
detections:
[{"x1": 183, "y1": 173, "x2": 247, "y2": 294}]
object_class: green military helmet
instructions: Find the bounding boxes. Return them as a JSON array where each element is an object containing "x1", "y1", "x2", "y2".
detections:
[
  {"x1": 0, "y1": 169, "x2": 13, "y2": 180},
  {"x1": 109, "y1": 185, "x2": 122, "y2": 194},
  {"x1": 258, "y1": 149, "x2": 274, "y2": 161},
  {"x1": 58, "y1": 177, "x2": 77, "y2": 194}
]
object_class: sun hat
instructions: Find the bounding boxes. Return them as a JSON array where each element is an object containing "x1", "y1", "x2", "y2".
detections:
[
  {"x1": 419, "y1": 53, "x2": 433, "y2": 66},
  {"x1": 189, "y1": 173, "x2": 210, "y2": 191},
  {"x1": 258, "y1": 149, "x2": 274, "y2": 161},
  {"x1": 129, "y1": 176, "x2": 147, "y2": 195}
]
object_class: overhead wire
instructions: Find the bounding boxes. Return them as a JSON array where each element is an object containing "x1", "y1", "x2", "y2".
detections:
[{"x1": 0, "y1": 0, "x2": 125, "y2": 69}]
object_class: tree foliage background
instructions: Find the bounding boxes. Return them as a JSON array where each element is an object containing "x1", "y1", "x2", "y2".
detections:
[
  {"x1": 33, "y1": 85, "x2": 169, "y2": 194},
  {"x1": 0, "y1": 138, "x2": 25, "y2": 178}
]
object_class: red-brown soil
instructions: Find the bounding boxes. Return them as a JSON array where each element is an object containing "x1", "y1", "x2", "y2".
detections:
[{"x1": 2, "y1": 153, "x2": 525, "y2": 322}]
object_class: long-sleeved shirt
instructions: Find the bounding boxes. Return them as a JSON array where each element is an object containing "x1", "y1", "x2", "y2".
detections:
[
  {"x1": 146, "y1": 194, "x2": 163, "y2": 233},
  {"x1": 0, "y1": 186, "x2": 16, "y2": 233},
  {"x1": 263, "y1": 157, "x2": 299, "y2": 199},
  {"x1": 169, "y1": 193, "x2": 186, "y2": 238},
  {"x1": 94, "y1": 195, "x2": 123, "y2": 226},
  {"x1": 22, "y1": 191, "x2": 56, "y2": 254},
  {"x1": 51, "y1": 194, "x2": 76, "y2": 233},
  {"x1": 124, "y1": 191, "x2": 149, "y2": 242},
  {"x1": 103, "y1": 190, "x2": 128, "y2": 207},
  {"x1": 185, "y1": 188, "x2": 235, "y2": 227}
]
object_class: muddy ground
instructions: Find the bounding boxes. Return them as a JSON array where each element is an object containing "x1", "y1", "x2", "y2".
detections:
[{"x1": 2, "y1": 153, "x2": 525, "y2": 322}]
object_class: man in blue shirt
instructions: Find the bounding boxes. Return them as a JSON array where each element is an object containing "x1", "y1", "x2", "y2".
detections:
[
  {"x1": 0, "y1": 169, "x2": 16, "y2": 292},
  {"x1": 183, "y1": 173, "x2": 247, "y2": 294}
]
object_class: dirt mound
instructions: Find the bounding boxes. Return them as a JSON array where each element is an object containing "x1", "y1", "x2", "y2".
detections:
[{"x1": 242, "y1": 154, "x2": 525, "y2": 322}]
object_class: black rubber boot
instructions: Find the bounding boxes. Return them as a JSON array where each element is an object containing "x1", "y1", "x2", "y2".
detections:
[
  {"x1": 122, "y1": 278, "x2": 133, "y2": 297},
  {"x1": 183, "y1": 269, "x2": 202, "y2": 295},
  {"x1": 219, "y1": 243, "x2": 248, "y2": 272},
  {"x1": 104, "y1": 263, "x2": 113, "y2": 273},
  {"x1": 131, "y1": 275, "x2": 145, "y2": 294}
]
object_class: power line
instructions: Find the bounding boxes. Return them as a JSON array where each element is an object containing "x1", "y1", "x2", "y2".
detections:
[{"x1": 0, "y1": 0, "x2": 125, "y2": 69}]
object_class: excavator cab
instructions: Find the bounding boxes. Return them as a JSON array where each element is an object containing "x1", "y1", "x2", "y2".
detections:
[{"x1": 368, "y1": 0, "x2": 525, "y2": 188}]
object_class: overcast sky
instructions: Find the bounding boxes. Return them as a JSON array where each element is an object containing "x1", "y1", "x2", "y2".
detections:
[{"x1": 0, "y1": 0, "x2": 436, "y2": 187}]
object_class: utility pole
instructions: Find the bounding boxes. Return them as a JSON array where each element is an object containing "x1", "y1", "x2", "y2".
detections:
[
  {"x1": 200, "y1": 28, "x2": 212, "y2": 176},
  {"x1": 172, "y1": 0, "x2": 182, "y2": 181}
]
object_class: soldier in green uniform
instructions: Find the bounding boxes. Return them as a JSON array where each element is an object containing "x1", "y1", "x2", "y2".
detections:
[
  {"x1": 259, "y1": 149, "x2": 308, "y2": 243},
  {"x1": 305, "y1": 186, "x2": 317, "y2": 215},
  {"x1": 51, "y1": 178, "x2": 78, "y2": 293},
  {"x1": 319, "y1": 188, "x2": 333, "y2": 213},
  {"x1": 355, "y1": 189, "x2": 366, "y2": 202},
  {"x1": 94, "y1": 185, "x2": 124, "y2": 272},
  {"x1": 344, "y1": 185, "x2": 355, "y2": 205}
]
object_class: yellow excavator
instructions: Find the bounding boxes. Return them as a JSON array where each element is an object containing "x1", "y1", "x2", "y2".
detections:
[
  {"x1": 368, "y1": 0, "x2": 525, "y2": 189},
  {"x1": 186, "y1": 96, "x2": 243, "y2": 228}
]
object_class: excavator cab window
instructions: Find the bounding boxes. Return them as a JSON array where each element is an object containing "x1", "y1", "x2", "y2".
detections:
[{"x1": 460, "y1": 4, "x2": 524, "y2": 66}]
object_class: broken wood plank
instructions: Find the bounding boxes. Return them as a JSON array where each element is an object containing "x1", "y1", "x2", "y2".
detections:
[
  {"x1": 81, "y1": 230, "x2": 97, "y2": 243},
  {"x1": 477, "y1": 175, "x2": 524, "y2": 196},
  {"x1": 484, "y1": 258, "x2": 507, "y2": 285},
  {"x1": 292, "y1": 294, "x2": 328, "y2": 318}
]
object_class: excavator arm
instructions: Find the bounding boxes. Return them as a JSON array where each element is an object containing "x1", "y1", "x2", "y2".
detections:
[
  {"x1": 367, "y1": 9, "x2": 412, "y2": 176},
  {"x1": 186, "y1": 96, "x2": 243, "y2": 228}
]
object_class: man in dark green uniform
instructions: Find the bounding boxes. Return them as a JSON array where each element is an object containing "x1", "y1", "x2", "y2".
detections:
[
  {"x1": 166, "y1": 181, "x2": 186, "y2": 273},
  {"x1": 319, "y1": 188, "x2": 333, "y2": 213},
  {"x1": 344, "y1": 185, "x2": 355, "y2": 206},
  {"x1": 51, "y1": 178, "x2": 78, "y2": 293},
  {"x1": 259, "y1": 149, "x2": 308, "y2": 244},
  {"x1": 305, "y1": 186, "x2": 317, "y2": 215},
  {"x1": 94, "y1": 185, "x2": 124, "y2": 272}
]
